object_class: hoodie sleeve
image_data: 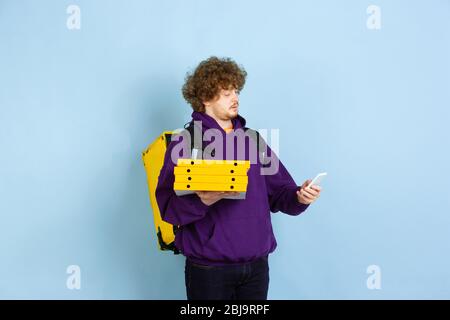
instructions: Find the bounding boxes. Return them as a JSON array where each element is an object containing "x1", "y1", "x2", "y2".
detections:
[
  {"x1": 263, "y1": 144, "x2": 310, "y2": 216},
  {"x1": 155, "y1": 137, "x2": 210, "y2": 226}
]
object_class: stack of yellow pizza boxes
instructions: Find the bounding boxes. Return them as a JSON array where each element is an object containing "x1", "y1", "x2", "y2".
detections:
[{"x1": 174, "y1": 159, "x2": 250, "y2": 199}]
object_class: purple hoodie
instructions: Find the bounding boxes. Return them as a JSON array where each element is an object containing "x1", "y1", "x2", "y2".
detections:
[{"x1": 155, "y1": 111, "x2": 309, "y2": 266}]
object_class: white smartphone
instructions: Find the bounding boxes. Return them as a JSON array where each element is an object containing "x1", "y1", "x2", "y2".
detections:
[{"x1": 307, "y1": 172, "x2": 327, "y2": 189}]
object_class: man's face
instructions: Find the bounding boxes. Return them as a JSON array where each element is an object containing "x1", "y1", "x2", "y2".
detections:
[{"x1": 204, "y1": 87, "x2": 239, "y2": 121}]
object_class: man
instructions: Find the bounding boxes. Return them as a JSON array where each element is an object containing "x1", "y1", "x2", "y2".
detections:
[{"x1": 155, "y1": 56, "x2": 322, "y2": 300}]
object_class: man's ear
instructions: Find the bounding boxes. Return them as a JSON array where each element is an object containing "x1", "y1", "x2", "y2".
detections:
[
  {"x1": 203, "y1": 101, "x2": 211, "y2": 111},
  {"x1": 203, "y1": 93, "x2": 219, "y2": 110}
]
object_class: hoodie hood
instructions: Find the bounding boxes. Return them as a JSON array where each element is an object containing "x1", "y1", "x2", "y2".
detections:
[
  {"x1": 189, "y1": 111, "x2": 248, "y2": 161},
  {"x1": 190, "y1": 111, "x2": 247, "y2": 133}
]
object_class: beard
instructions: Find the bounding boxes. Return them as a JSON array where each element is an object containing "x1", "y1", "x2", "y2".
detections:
[
  {"x1": 228, "y1": 104, "x2": 239, "y2": 118},
  {"x1": 226, "y1": 111, "x2": 238, "y2": 120}
]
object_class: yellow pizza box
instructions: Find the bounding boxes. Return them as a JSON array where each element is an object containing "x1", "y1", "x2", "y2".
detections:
[
  {"x1": 174, "y1": 182, "x2": 247, "y2": 192},
  {"x1": 175, "y1": 174, "x2": 248, "y2": 184},
  {"x1": 174, "y1": 166, "x2": 248, "y2": 176},
  {"x1": 177, "y1": 159, "x2": 250, "y2": 169}
]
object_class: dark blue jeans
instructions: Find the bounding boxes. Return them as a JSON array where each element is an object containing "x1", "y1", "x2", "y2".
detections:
[{"x1": 185, "y1": 256, "x2": 269, "y2": 300}]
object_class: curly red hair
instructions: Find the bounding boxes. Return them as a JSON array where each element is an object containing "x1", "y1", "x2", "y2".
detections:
[{"x1": 182, "y1": 56, "x2": 247, "y2": 112}]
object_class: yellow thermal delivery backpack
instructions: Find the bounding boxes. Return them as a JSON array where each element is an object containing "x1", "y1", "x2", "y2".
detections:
[{"x1": 142, "y1": 131, "x2": 178, "y2": 253}]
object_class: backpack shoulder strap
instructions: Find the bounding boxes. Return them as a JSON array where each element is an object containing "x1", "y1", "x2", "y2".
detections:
[
  {"x1": 243, "y1": 127, "x2": 262, "y2": 150},
  {"x1": 244, "y1": 127, "x2": 269, "y2": 166},
  {"x1": 184, "y1": 121, "x2": 203, "y2": 159}
]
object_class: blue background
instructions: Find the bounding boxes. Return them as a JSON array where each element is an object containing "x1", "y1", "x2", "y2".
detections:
[{"x1": 0, "y1": 0, "x2": 449, "y2": 299}]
